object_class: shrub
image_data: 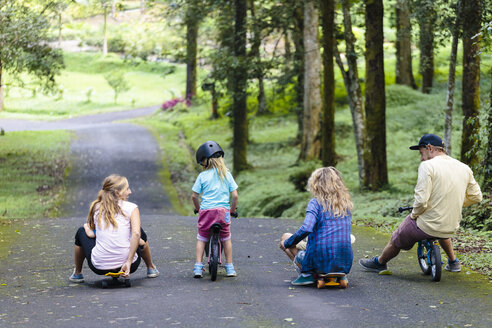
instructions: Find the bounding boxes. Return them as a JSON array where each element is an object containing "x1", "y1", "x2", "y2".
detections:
[{"x1": 462, "y1": 192, "x2": 492, "y2": 231}]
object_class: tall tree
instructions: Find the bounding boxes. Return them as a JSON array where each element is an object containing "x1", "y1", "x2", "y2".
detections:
[
  {"x1": 185, "y1": 2, "x2": 200, "y2": 100},
  {"x1": 292, "y1": 2, "x2": 305, "y2": 144},
  {"x1": 320, "y1": 0, "x2": 336, "y2": 166},
  {"x1": 395, "y1": 0, "x2": 416, "y2": 89},
  {"x1": 299, "y1": 0, "x2": 322, "y2": 161},
  {"x1": 249, "y1": 0, "x2": 267, "y2": 115},
  {"x1": 0, "y1": 0, "x2": 64, "y2": 111},
  {"x1": 484, "y1": 74, "x2": 492, "y2": 193},
  {"x1": 416, "y1": 0, "x2": 436, "y2": 94},
  {"x1": 335, "y1": 0, "x2": 366, "y2": 186},
  {"x1": 232, "y1": 0, "x2": 249, "y2": 174},
  {"x1": 443, "y1": 0, "x2": 462, "y2": 155},
  {"x1": 363, "y1": 0, "x2": 388, "y2": 190},
  {"x1": 460, "y1": 0, "x2": 481, "y2": 167}
]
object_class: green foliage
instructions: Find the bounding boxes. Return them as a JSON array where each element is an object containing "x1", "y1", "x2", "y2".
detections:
[
  {"x1": 288, "y1": 161, "x2": 320, "y2": 192},
  {"x1": 0, "y1": 0, "x2": 64, "y2": 96},
  {"x1": 462, "y1": 192, "x2": 492, "y2": 231},
  {"x1": 0, "y1": 130, "x2": 71, "y2": 219},
  {"x1": 104, "y1": 71, "x2": 130, "y2": 103}
]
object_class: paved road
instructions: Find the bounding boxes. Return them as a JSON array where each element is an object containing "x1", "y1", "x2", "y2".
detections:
[{"x1": 0, "y1": 109, "x2": 490, "y2": 327}]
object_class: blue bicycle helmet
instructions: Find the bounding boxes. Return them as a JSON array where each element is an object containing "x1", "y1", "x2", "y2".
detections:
[{"x1": 195, "y1": 141, "x2": 224, "y2": 164}]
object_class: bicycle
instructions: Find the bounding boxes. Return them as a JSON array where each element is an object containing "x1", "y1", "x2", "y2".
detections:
[
  {"x1": 195, "y1": 209, "x2": 238, "y2": 281},
  {"x1": 398, "y1": 206, "x2": 442, "y2": 282}
]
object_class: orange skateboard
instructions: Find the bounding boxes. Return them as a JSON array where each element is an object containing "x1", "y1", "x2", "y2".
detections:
[{"x1": 315, "y1": 273, "x2": 347, "y2": 289}]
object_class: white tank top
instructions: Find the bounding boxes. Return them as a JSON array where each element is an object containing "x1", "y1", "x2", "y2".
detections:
[{"x1": 90, "y1": 200, "x2": 139, "y2": 270}]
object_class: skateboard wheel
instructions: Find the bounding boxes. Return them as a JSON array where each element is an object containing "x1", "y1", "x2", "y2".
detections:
[
  {"x1": 125, "y1": 279, "x2": 131, "y2": 288},
  {"x1": 101, "y1": 280, "x2": 108, "y2": 289},
  {"x1": 317, "y1": 280, "x2": 325, "y2": 289},
  {"x1": 339, "y1": 279, "x2": 347, "y2": 289}
]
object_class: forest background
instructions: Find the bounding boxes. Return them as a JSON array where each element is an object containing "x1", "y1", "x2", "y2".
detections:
[{"x1": 0, "y1": 0, "x2": 491, "y2": 275}]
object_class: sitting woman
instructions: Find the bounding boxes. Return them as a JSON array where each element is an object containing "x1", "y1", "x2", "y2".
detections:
[
  {"x1": 279, "y1": 167, "x2": 353, "y2": 285},
  {"x1": 69, "y1": 174, "x2": 159, "y2": 282}
]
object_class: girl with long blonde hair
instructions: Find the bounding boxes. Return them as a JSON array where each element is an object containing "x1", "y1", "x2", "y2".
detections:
[
  {"x1": 280, "y1": 167, "x2": 354, "y2": 286},
  {"x1": 69, "y1": 174, "x2": 159, "y2": 283},
  {"x1": 192, "y1": 141, "x2": 238, "y2": 278}
]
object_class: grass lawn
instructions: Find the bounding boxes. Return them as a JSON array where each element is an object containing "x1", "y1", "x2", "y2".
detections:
[
  {"x1": 0, "y1": 130, "x2": 72, "y2": 220},
  {"x1": 1, "y1": 52, "x2": 186, "y2": 120}
]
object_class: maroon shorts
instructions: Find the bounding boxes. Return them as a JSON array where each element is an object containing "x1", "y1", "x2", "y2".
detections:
[
  {"x1": 390, "y1": 215, "x2": 434, "y2": 250},
  {"x1": 197, "y1": 208, "x2": 231, "y2": 242}
]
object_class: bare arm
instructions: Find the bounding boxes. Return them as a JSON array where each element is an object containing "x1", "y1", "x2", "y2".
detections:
[
  {"x1": 121, "y1": 207, "x2": 141, "y2": 277},
  {"x1": 230, "y1": 190, "x2": 238, "y2": 214},
  {"x1": 83, "y1": 223, "x2": 95, "y2": 238},
  {"x1": 192, "y1": 192, "x2": 200, "y2": 212}
]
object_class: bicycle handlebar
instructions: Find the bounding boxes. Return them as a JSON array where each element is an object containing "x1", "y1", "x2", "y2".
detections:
[
  {"x1": 193, "y1": 209, "x2": 239, "y2": 218},
  {"x1": 398, "y1": 206, "x2": 413, "y2": 213}
]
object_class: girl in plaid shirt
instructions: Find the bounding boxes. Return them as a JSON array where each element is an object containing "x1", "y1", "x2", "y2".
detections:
[{"x1": 280, "y1": 167, "x2": 353, "y2": 285}]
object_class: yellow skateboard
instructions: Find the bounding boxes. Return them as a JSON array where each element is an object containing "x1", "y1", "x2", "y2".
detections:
[
  {"x1": 102, "y1": 271, "x2": 131, "y2": 288},
  {"x1": 315, "y1": 273, "x2": 347, "y2": 289}
]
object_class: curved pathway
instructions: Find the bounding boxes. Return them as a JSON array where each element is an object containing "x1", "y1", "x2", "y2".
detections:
[{"x1": 0, "y1": 108, "x2": 490, "y2": 327}]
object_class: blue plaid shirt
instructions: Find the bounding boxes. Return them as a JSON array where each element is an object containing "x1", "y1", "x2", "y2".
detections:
[{"x1": 284, "y1": 198, "x2": 353, "y2": 274}]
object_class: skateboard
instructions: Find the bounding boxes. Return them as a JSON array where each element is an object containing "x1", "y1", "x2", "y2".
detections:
[
  {"x1": 314, "y1": 273, "x2": 347, "y2": 289},
  {"x1": 102, "y1": 271, "x2": 131, "y2": 288}
]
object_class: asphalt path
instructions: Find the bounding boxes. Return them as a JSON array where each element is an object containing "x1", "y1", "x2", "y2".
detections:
[{"x1": 0, "y1": 109, "x2": 490, "y2": 327}]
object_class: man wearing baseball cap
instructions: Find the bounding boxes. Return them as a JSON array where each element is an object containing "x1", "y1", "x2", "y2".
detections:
[{"x1": 359, "y1": 134, "x2": 482, "y2": 274}]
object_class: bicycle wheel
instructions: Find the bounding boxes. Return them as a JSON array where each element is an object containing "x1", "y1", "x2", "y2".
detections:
[
  {"x1": 417, "y1": 241, "x2": 431, "y2": 275},
  {"x1": 209, "y1": 236, "x2": 219, "y2": 281},
  {"x1": 430, "y1": 244, "x2": 442, "y2": 282}
]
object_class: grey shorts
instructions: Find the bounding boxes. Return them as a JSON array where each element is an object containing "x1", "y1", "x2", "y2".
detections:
[{"x1": 390, "y1": 215, "x2": 434, "y2": 250}]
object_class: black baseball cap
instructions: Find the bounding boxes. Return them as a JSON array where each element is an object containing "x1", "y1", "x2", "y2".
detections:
[{"x1": 409, "y1": 134, "x2": 444, "y2": 150}]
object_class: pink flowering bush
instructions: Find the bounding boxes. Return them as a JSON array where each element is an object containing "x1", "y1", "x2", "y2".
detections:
[{"x1": 161, "y1": 97, "x2": 192, "y2": 111}]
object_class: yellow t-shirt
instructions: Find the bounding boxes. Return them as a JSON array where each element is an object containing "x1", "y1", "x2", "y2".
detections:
[{"x1": 411, "y1": 155, "x2": 482, "y2": 238}]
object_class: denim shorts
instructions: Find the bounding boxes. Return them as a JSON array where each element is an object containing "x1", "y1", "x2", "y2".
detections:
[
  {"x1": 390, "y1": 215, "x2": 434, "y2": 250},
  {"x1": 294, "y1": 250, "x2": 306, "y2": 267}
]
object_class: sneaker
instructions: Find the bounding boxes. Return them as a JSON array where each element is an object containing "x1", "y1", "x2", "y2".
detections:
[
  {"x1": 291, "y1": 274, "x2": 314, "y2": 286},
  {"x1": 193, "y1": 263, "x2": 203, "y2": 278},
  {"x1": 147, "y1": 266, "x2": 160, "y2": 278},
  {"x1": 359, "y1": 257, "x2": 388, "y2": 273},
  {"x1": 225, "y1": 263, "x2": 237, "y2": 277},
  {"x1": 445, "y1": 259, "x2": 461, "y2": 272},
  {"x1": 69, "y1": 270, "x2": 84, "y2": 283}
]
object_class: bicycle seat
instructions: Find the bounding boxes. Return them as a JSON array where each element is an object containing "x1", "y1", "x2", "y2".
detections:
[{"x1": 210, "y1": 223, "x2": 222, "y2": 231}]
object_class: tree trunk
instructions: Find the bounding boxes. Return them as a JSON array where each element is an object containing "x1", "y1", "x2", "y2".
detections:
[
  {"x1": 363, "y1": 0, "x2": 388, "y2": 190},
  {"x1": 140, "y1": 0, "x2": 145, "y2": 15},
  {"x1": 395, "y1": 0, "x2": 416, "y2": 89},
  {"x1": 185, "y1": 8, "x2": 198, "y2": 100},
  {"x1": 293, "y1": 4, "x2": 305, "y2": 144},
  {"x1": 335, "y1": 0, "x2": 365, "y2": 186},
  {"x1": 112, "y1": 0, "x2": 116, "y2": 18},
  {"x1": 103, "y1": 7, "x2": 108, "y2": 56},
  {"x1": 58, "y1": 11, "x2": 62, "y2": 48},
  {"x1": 299, "y1": 0, "x2": 322, "y2": 161},
  {"x1": 320, "y1": 0, "x2": 336, "y2": 166},
  {"x1": 483, "y1": 69, "x2": 492, "y2": 193},
  {"x1": 460, "y1": 0, "x2": 481, "y2": 167},
  {"x1": 211, "y1": 85, "x2": 219, "y2": 120},
  {"x1": 0, "y1": 59, "x2": 3, "y2": 112},
  {"x1": 444, "y1": 1, "x2": 462, "y2": 156},
  {"x1": 417, "y1": 2, "x2": 435, "y2": 94},
  {"x1": 250, "y1": 0, "x2": 267, "y2": 115},
  {"x1": 232, "y1": 0, "x2": 249, "y2": 174}
]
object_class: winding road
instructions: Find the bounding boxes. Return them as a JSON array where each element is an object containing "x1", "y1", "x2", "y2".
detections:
[{"x1": 0, "y1": 109, "x2": 490, "y2": 327}]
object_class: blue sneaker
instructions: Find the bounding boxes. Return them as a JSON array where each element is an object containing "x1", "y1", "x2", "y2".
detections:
[
  {"x1": 193, "y1": 263, "x2": 203, "y2": 278},
  {"x1": 291, "y1": 274, "x2": 314, "y2": 286},
  {"x1": 69, "y1": 270, "x2": 84, "y2": 283},
  {"x1": 147, "y1": 266, "x2": 160, "y2": 278},
  {"x1": 225, "y1": 263, "x2": 237, "y2": 277}
]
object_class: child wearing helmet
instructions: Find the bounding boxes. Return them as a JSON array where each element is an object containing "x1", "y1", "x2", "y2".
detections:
[{"x1": 191, "y1": 141, "x2": 238, "y2": 278}]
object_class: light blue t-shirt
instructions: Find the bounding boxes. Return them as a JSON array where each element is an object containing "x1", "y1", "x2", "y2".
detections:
[{"x1": 192, "y1": 169, "x2": 238, "y2": 210}]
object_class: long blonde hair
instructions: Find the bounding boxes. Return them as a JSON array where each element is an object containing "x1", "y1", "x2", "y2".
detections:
[
  {"x1": 204, "y1": 157, "x2": 228, "y2": 182},
  {"x1": 307, "y1": 167, "x2": 353, "y2": 217},
  {"x1": 87, "y1": 174, "x2": 129, "y2": 230}
]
